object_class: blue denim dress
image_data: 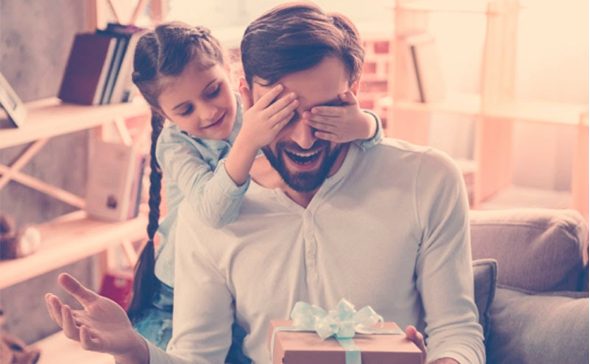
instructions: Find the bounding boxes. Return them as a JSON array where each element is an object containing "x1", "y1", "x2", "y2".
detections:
[{"x1": 132, "y1": 280, "x2": 251, "y2": 364}]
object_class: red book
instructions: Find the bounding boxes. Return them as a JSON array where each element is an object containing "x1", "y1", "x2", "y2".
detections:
[
  {"x1": 98, "y1": 270, "x2": 133, "y2": 309},
  {"x1": 58, "y1": 33, "x2": 116, "y2": 105}
]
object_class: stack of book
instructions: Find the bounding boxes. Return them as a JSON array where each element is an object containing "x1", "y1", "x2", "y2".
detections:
[
  {"x1": 85, "y1": 140, "x2": 147, "y2": 222},
  {"x1": 58, "y1": 23, "x2": 145, "y2": 105}
]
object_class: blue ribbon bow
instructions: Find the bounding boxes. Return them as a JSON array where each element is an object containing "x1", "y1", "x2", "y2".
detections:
[{"x1": 271, "y1": 299, "x2": 402, "y2": 364}]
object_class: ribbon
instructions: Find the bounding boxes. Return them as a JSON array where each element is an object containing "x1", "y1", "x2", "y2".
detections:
[{"x1": 270, "y1": 299, "x2": 403, "y2": 364}]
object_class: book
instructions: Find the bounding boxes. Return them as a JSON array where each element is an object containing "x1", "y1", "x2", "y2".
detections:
[
  {"x1": 404, "y1": 33, "x2": 446, "y2": 103},
  {"x1": 397, "y1": 36, "x2": 422, "y2": 102},
  {"x1": 127, "y1": 153, "x2": 147, "y2": 219},
  {"x1": 107, "y1": 25, "x2": 145, "y2": 104},
  {"x1": 85, "y1": 140, "x2": 139, "y2": 221},
  {"x1": 96, "y1": 30, "x2": 129, "y2": 105},
  {"x1": 58, "y1": 33, "x2": 117, "y2": 105}
]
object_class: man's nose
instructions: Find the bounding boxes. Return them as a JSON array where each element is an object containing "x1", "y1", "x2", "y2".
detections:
[{"x1": 290, "y1": 119, "x2": 316, "y2": 149}]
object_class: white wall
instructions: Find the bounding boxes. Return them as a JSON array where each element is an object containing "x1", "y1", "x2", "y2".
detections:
[{"x1": 428, "y1": 0, "x2": 588, "y2": 191}]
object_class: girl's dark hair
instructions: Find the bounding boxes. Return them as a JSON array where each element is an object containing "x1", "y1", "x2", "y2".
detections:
[
  {"x1": 127, "y1": 22, "x2": 224, "y2": 321},
  {"x1": 240, "y1": 3, "x2": 364, "y2": 87}
]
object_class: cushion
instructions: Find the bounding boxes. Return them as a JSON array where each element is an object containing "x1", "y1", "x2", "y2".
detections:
[
  {"x1": 486, "y1": 286, "x2": 589, "y2": 364},
  {"x1": 472, "y1": 259, "x2": 497, "y2": 340},
  {"x1": 470, "y1": 208, "x2": 589, "y2": 292}
]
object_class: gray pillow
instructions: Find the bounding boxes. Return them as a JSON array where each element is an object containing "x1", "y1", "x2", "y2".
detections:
[
  {"x1": 473, "y1": 259, "x2": 497, "y2": 339},
  {"x1": 487, "y1": 286, "x2": 589, "y2": 364}
]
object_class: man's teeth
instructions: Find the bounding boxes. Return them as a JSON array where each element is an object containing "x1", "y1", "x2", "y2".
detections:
[
  {"x1": 285, "y1": 149, "x2": 321, "y2": 164},
  {"x1": 288, "y1": 150, "x2": 320, "y2": 158}
]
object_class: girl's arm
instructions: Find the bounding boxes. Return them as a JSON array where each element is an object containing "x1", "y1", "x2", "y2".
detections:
[
  {"x1": 156, "y1": 129, "x2": 247, "y2": 228},
  {"x1": 303, "y1": 90, "x2": 384, "y2": 150},
  {"x1": 157, "y1": 85, "x2": 298, "y2": 228}
]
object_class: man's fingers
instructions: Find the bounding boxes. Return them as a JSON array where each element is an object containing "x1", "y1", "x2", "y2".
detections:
[
  {"x1": 339, "y1": 90, "x2": 358, "y2": 105},
  {"x1": 58, "y1": 273, "x2": 98, "y2": 308},
  {"x1": 45, "y1": 293, "x2": 64, "y2": 327},
  {"x1": 62, "y1": 305, "x2": 81, "y2": 341},
  {"x1": 405, "y1": 325, "x2": 427, "y2": 353},
  {"x1": 253, "y1": 84, "x2": 284, "y2": 110}
]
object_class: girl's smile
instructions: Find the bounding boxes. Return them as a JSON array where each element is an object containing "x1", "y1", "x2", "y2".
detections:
[{"x1": 158, "y1": 61, "x2": 237, "y2": 140}]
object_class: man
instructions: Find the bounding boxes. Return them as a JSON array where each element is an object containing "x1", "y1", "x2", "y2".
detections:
[
  {"x1": 47, "y1": 3, "x2": 484, "y2": 364},
  {"x1": 158, "y1": 3, "x2": 483, "y2": 363}
]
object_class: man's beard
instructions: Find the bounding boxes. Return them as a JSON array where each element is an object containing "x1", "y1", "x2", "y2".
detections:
[{"x1": 262, "y1": 140, "x2": 344, "y2": 192}]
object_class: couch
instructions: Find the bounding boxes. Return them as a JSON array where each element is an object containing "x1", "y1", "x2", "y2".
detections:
[{"x1": 469, "y1": 208, "x2": 589, "y2": 364}]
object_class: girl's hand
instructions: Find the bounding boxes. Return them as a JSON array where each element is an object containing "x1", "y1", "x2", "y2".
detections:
[
  {"x1": 304, "y1": 90, "x2": 377, "y2": 143},
  {"x1": 45, "y1": 273, "x2": 148, "y2": 363},
  {"x1": 238, "y1": 83, "x2": 299, "y2": 150}
]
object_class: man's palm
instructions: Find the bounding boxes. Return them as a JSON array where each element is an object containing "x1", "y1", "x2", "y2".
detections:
[{"x1": 45, "y1": 273, "x2": 139, "y2": 355}]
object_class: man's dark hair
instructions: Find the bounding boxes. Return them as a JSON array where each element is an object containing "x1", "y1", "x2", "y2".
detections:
[{"x1": 240, "y1": 2, "x2": 365, "y2": 87}]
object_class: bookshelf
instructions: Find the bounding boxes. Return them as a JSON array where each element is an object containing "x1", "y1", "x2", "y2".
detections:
[
  {"x1": 386, "y1": 0, "x2": 588, "y2": 217},
  {"x1": 0, "y1": 210, "x2": 147, "y2": 290},
  {"x1": 0, "y1": 97, "x2": 147, "y2": 149},
  {"x1": 0, "y1": 98, "x2": 150, "y2": 362}
]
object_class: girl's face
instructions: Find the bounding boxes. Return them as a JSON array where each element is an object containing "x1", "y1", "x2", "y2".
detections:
[{"x1": 158, "y1": 59, "x2": 237, "y2": 140}]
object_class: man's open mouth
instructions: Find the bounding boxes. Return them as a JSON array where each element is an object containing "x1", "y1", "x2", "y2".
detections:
[{"x1": 284, "y1": 149, "x2": 322, "y2": 165}]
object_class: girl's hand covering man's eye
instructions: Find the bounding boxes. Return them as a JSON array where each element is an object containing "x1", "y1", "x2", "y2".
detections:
[
  {"x1": 238, "y1": 82, "x2": 299, "y2": 150},
  {"x1": 304, "y1": 90, "x2": 377, "y2": 143}
]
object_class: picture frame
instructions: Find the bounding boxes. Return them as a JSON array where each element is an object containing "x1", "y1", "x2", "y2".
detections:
[{"x1": 0, "y1": 72, "x2": 27, "y2": 128}]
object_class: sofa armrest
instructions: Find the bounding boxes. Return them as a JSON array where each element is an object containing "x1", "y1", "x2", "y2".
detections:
[{"x1": 469, "y1": 208, "x2": 588, "y2": 292}]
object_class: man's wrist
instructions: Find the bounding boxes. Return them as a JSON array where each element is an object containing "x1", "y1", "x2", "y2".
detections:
[{"x1": 113, "y1": 332, "x2": 149, "y2": 364}]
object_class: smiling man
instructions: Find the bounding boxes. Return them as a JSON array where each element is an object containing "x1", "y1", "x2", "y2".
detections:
[{"x1": 155, "y1": 3, "x2": 485, "y2": 364}]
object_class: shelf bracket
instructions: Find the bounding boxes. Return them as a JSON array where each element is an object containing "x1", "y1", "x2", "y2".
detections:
[{"x1": 0, "y1": 139, "x2": 85, "y2": 208}]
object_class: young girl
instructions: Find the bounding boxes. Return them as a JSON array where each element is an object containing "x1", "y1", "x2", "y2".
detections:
[{"x1": 49, "y1": 21, "x2": 383, "y2": 363}]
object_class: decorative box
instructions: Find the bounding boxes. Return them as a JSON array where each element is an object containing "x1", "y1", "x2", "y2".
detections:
[{"x1": 268, "y1": 300, "x2": 423, "y2": 364}]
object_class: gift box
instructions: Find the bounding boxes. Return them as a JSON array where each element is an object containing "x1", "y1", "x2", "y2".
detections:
[{"x1": 269, "y1": 320, "x2": 423, "y2": 364}]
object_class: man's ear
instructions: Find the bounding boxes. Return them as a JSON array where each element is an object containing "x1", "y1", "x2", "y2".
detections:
[
  {"x1": 239, "y1": 77, "x2": 253, "y2": 109},
  {"x1": 350, "y1": 80, "x2": 360, "y2": 95}
]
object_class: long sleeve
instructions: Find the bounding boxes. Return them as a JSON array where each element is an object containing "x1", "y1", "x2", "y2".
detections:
[
  {"x1": 414, "y1": 149, "x2": 485, "y2": 364},
  {"x1": 156, "y1": 127, "x2": 249, "y2": 228},
  {"x1": 354, "y1": 110, "x2": 383, "y2": 151},
  {"x1": 148, "y1": 201, "x2": 234, "y2": 364}
]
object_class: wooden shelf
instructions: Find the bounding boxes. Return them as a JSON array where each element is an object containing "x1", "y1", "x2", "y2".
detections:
[
  {"x1": 0, "y1": 97, "x2": 149, "y2": 149},
  {"x1": 455, "y1": 158, "x2": 478, "y2": 175},
  {"x1": 36, "y1": 331, "x2": 114, "y2": 364},
  {"x1": 490, "y1": 100, "x2": 587, "y2": 126},
  {"x1": 393, "y1": 93, "x2": 481, "y2": 117},
  {"x1": 478, "y1": 185, "x2": 572, "y2": 210},
  {"x1": 390, "y1": 93, "x2": 587, "y2": 126},
  {"x1": 0, "y1": 210, "x2": 147, "y2": 290}
]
